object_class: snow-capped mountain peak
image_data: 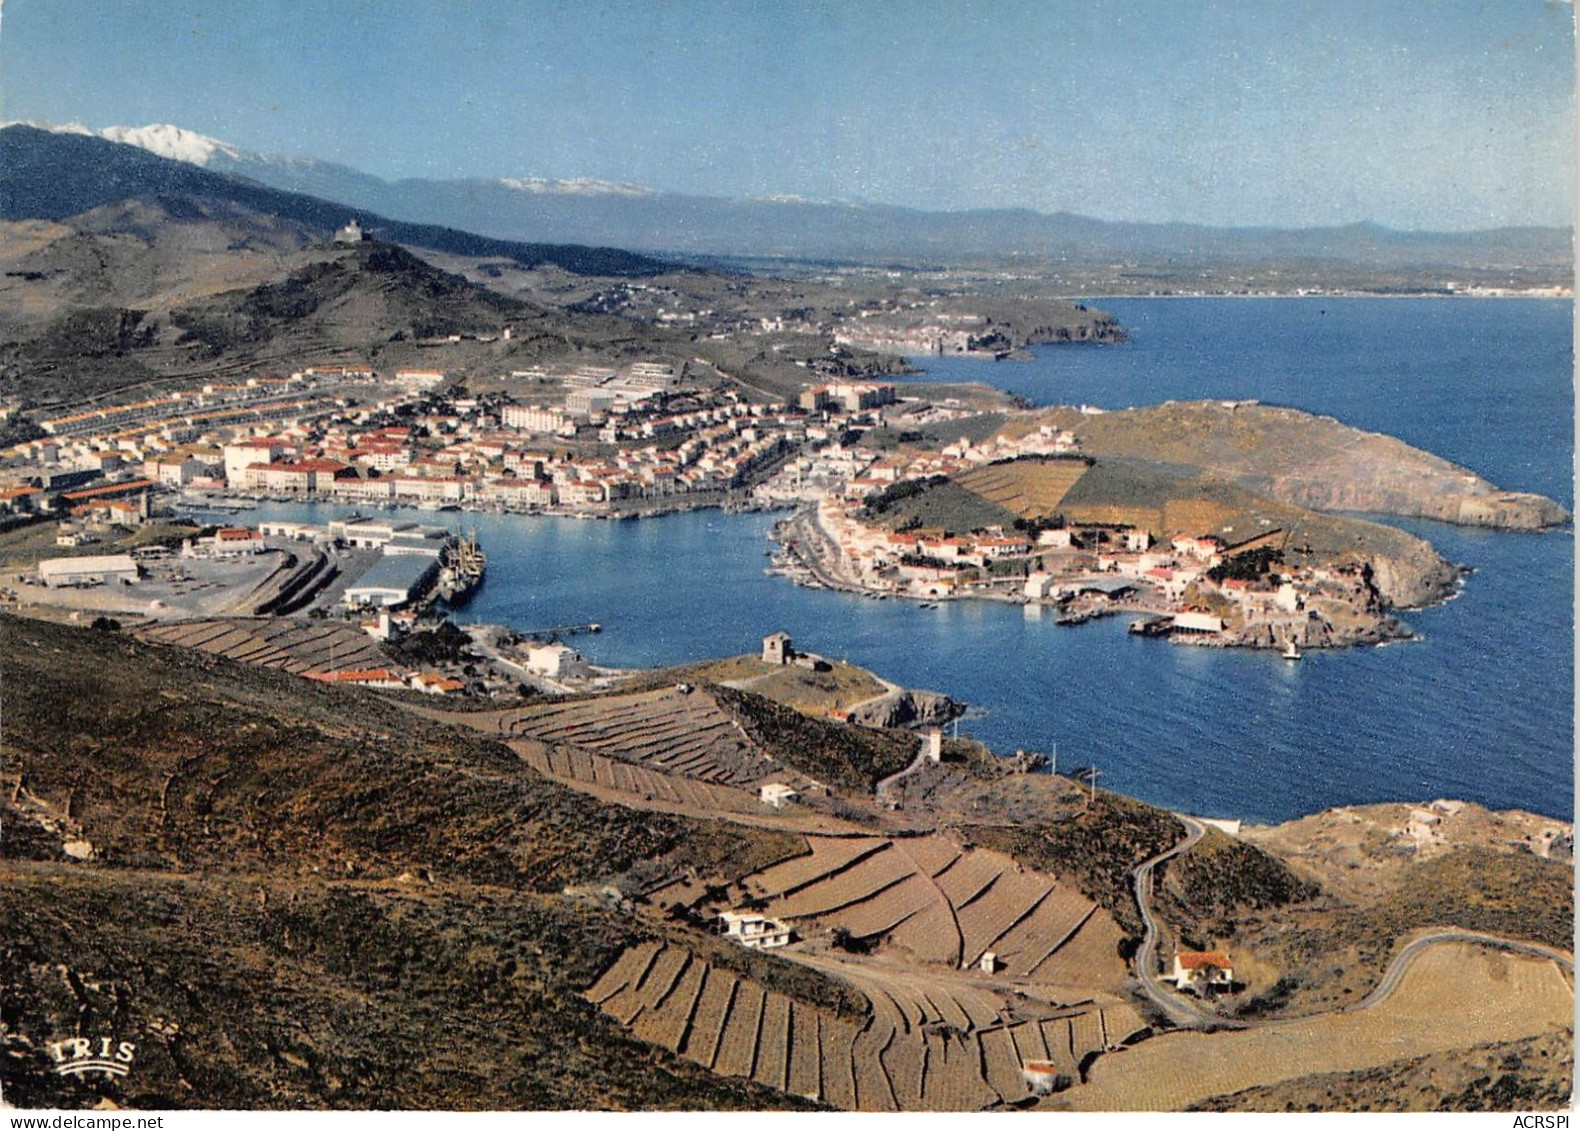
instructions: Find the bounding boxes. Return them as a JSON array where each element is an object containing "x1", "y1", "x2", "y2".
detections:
[
  {"x1": 0, "y1": 120, "x2": 249, "y2": 167},
  {"x1": 96, "y1": 123, "x2": 247, "y2": 166}
]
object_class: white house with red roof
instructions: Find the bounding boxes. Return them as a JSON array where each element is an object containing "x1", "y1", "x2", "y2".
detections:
[{"x1": 1168, "y1": 950, "x2": 1234, "y2": 993}]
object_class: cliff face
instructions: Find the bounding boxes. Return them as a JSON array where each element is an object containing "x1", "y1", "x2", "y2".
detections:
[
  {"x1": 1363, "y1": 536, "x2": 1462, "y2": 608},
  {"x1": 1265, "y1": 478, "x2": 1568, "y2": 532},
  {"x1": 847, "y1": 688, "x2": 963, "y2": 729}
]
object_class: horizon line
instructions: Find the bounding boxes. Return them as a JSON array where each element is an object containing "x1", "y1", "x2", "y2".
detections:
[{"x1": 4, "y1": 119, "x2": 1571, "y2": 241}]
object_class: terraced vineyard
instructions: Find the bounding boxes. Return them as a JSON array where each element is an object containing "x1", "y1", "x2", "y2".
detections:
[
  {"x1": 585, "y1": 940, "x2": 1147, "y2": 1111},
  {"x1": 480, "y1": 687, "x2": 817, "y2": 789},
  {"x1": 515, "y1": 741, "x2": 772, "y2": 816},
  {"x1": 136, "y1": 616, "x2": 390, "y2": 674},
  {"x1": 742, "y1": 835, "x2": 1127, "y2": 989},
  {"x1": 954, "y1": 457, "x2": 1090, "y2": 520}
]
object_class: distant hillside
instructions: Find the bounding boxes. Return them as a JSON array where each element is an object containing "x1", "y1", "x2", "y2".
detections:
[
  {"x1": 0, "y1": 235, "x2": 577, "y2": 405},
  {"x1": 331, "y1": 181, "x2": 1574, "y2": 274},
  {"x1": 166, "y1": 240, "x2": 527, "y2": 357},
  {"x1": 0, "y1": 125, "x2": 672, "y2": 278}
]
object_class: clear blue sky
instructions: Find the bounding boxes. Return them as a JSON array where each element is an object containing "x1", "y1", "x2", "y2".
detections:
[{"x1": 2, "y1": 0, "x2": 1573, "y2": 230}]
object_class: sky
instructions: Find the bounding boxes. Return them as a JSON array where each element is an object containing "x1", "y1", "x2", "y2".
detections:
[{"x1": 1, "y1": 0, "x2": 1574, "y2": 230}]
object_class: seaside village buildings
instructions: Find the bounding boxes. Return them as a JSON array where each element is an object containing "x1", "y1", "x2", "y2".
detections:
[
  {"x1": 4, "y1": 352, "x2": 1355, "y2": 645},
  {"x1": 0, "y1": 361, "x2": 845, "y2": 523}
]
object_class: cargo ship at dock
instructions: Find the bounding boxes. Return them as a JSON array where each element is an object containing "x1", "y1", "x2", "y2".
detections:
[{"x1": 437, "y1": 531, "x2": 486, "y2": 605}]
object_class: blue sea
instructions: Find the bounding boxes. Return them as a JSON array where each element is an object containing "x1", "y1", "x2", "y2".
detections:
[{"x1": 227, "y1": 298, "x2": 1574, "y2": 825}]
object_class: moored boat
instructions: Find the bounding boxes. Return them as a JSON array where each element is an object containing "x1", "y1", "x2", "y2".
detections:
[{"x1": 437, "y1": 531, "x2": 487, "y2": 605}]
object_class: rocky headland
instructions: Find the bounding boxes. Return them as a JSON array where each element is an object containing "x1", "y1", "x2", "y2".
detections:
[{"x1": 1026, "y1": 400, "x2": 1570, "y2": 532}]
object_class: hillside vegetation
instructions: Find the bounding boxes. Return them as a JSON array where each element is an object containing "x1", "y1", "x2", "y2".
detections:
[
  {"x1": 713, "y1": 686, "x2": 919, "y2": 792},
  {"x1": 0, "y1": 615, "x2": 822, "y2": 1110},
  {"x1": 960, "y1": 790, "x2": 1183, "y2": 936}
]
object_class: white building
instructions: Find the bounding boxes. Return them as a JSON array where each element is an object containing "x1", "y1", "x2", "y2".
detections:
[
  {"x1": 144, "y1": 455, "x2": 203, "y2": 487},
  {"x1": 566, "y1": 390, "x2": 616, "y2": 417},
  {"x1": 1168, "y1": 951, "x2": 1234, "y2": 994},
  {"x1": 185, "y1": 528, "x2": 264, "y2": 559},
  {"x1": 502, "y1": 404, "x2": 569, "y2": 433},
  {"x1": 759, "y1": 782, "x2": 800, "y2": 809},
  {"x1": 38, "y1": 554, "x2": 139, "y2": 588},
  {"x1": 524, "y1": 643, "x2": 584, "y2": 680},
  {"x1": 1021, "y1": 1061, "x2": 1068, "y2": 1095},
  {"x1": 342, "y1": 555, "x2": 439, "y2": 608},
  {"x1": 1171, "y1": 611, "x2": 1224, "y2": 635},
  {"x1": 223, "y1": 439, "x2": 287, "y2": 486},
  {"x1": 718, "y1": 911, "x2": 792, "y2": 950},
  {"x1": 762, "y1": 632, "x2": 792, "y2": 665},
  {"x1": 1023, "y1": 572, "x2": 1057, "y2": 600}
]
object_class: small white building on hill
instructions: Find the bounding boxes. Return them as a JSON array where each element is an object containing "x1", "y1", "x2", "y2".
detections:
[{"x1": 719, "y1": 911, "x2": 792, "y2": 950}]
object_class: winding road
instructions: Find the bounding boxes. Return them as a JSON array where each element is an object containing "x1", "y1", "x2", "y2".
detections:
[
  {"x1": 1129, "y1": 815, "x2": 1575, "y2": 1033},
  {"x1": 1131, "y1": 814, "x2": 1239, "y2": 1029},
  {"x1": 874, "y1": 734, "x2": 933, "y2": 801}
]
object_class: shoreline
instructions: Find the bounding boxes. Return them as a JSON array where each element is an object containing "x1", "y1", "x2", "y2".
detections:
[
  {"x1": 181, "y1": 489, "x2": 1502, "y2": 657},
  {"x1": 770, "y1": 501, "x2": 1431, "y2": 654},
  {"x1": 25, "y1": 491, "x2": 1565, "y2": 824},
  {"x1": 1042, "y1": 290, "x2": 1574, "y2": 303},
  {"x1": 441, "y1": 608, "x2": 1572, "y2": 830}
]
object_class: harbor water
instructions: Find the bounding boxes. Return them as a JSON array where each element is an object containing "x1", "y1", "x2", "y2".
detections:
[{"x1": 229, "y1": 298, "x2": 1574, "y2": 825}]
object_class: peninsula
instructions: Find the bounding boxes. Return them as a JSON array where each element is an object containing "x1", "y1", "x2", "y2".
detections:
[{"x1": 763, "y1": 398, "x2": 1566, "y2": 650}]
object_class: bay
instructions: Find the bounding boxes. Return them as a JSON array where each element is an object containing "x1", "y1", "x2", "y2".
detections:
[{"x1": 225, "y1": 298, "x2": 1574, "y2": 825}]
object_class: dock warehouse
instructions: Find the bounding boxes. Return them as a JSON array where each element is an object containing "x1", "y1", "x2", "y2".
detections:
[
  {"x1": 342, "y1": 553, "x2": 439, "y2": 608},
  {"x1": 38, "y1": 553, "x2": 140, "y2": 588}
]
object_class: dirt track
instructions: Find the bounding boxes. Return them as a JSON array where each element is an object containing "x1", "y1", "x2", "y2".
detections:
[{"x1": 1070, "y1": 942, "x2": 1574, "y2": 1111}]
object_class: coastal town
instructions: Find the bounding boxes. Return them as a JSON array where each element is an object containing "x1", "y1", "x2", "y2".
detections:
[
  {"x1": 780, "y1": 454, "x2": 1402, "y2": 652},
  {"x1": 0, "y1": 340, "x2": 1435, "y2": 655},
  {"x1": 1, "y1": 15, "x2": 1575, "y2": 1107}
]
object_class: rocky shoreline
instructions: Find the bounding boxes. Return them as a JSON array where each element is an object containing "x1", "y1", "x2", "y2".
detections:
[{"x1": 768, "y1": 499, "x2": 1474, "y2": 654}]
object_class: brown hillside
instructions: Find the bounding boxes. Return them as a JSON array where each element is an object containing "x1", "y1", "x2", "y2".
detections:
[{"x1": 0, "y1": 615, "x2": 825, "y2": 1109}]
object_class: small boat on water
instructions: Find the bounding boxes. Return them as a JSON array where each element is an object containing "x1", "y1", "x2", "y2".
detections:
[{"x1": 1283, "y1": 640, "x2": 1302, "y2": 661}]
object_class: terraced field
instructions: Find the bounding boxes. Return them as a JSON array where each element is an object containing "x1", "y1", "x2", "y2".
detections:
[
  {"x1": 474, "y1": 687, "x2": 815, "y2": 789},
  {"x1": 955, "y1": 458, "x2": 1090, "y2": 520},
  {"x1": 136, "y1": 616, "x2": 391, "y2": 674},
  {"x1": 585, "y1": 941, "x2": 1144, "y2": 1111},
  {"x1": 514, "y1": 741, "x2": 768, "y2": 815},
  {"x1": 741, "y1": 835, "x2": 1125, "y2": 989}
]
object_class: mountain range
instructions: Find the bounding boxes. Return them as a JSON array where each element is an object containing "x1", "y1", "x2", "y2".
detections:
[
  {"x1": 9, "y1": 120, "x2": 1571, "y2": 271},
  {"x1": 0, "y1": 124, "x2": 669, "y2": 278}
]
